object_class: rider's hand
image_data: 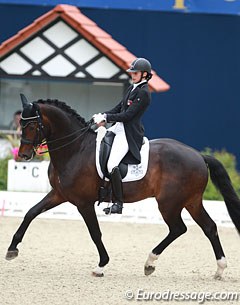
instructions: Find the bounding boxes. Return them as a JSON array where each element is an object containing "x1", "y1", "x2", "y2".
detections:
[{"x1": 92, "y1": 113, "x2": 106, "y2": 124}]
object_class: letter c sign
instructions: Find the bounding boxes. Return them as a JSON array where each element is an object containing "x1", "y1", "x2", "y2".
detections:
[{"x1": 32, "y1": 167, "x2": 39, "y2": 178}]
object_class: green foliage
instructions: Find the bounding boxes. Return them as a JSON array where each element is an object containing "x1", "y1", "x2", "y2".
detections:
[
  {"x1": 202, "y1": 148, "x2": 240, "y2": 200},
  {"x1": 0, "y1": 156, "x2": 11, "y2": 191}
]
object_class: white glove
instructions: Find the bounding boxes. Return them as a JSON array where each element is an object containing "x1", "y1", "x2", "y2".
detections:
[{"x1": 92, "y1": 113, "x2": 106, "y2": 124}]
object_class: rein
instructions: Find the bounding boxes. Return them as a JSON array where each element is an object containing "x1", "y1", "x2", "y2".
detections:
[
  {"x1": 39, "y1": 124, "x2": 92, "y2": 154},
  {"x1": 21, "y1": 108, "x2": 93, "y2": 154}
]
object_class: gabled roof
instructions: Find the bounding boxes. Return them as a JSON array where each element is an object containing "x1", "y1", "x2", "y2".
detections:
[{"x1": 0, "y1": 4, "x2": 170, "y2": 92}]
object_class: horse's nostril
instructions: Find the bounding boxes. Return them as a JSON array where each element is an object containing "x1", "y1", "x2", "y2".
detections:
[
  {"x1": 18, "y1": 152, "x2": 23, "y2": 158},
  {"x1": 18, "y1": 152, "x2": 29, "y2": 160}
]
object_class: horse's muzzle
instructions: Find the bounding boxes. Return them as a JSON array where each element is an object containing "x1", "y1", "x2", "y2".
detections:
[{"x1": 18, "y1": 149, "x2": 36, "y2": 161}]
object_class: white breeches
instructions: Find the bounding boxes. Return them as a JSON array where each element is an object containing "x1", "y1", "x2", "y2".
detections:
[{"x1": 107, "y1": 122, "x2": 129, "y2": 173}]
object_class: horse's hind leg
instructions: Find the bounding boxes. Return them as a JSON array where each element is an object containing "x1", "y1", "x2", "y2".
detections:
[
  {"x1": 186, "y1": 201, "x2": 227, "y2": 280},
  {"x1": 145, "y1": 203, "x2": 187, "y2": 276},
  {"x1": 77, "y1": 205, "x2": 109, "y2": 277},
  {"x1": 6, "y1": 190, "x2": 64, "y2": 260}
]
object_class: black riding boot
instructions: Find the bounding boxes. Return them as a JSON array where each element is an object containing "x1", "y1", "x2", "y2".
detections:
[{"x1": 103, "y1": 167, "x2": 123, "y2": 215}]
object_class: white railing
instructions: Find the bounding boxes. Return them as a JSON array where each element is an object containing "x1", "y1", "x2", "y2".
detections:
[{"x1": 0, "y1": 192, "x2": 234, "y2": 228}]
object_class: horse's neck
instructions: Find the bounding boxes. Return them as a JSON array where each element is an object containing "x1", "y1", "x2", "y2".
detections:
[
  {"x1": 42, "y1": 105, "x2": 93, "y2": 166},
  {"x1": 47, "y1": 123, "x2": 96, "y2": 171},
  {"x1": 44, "y1": 106, "x2": 82, "y2": 138}
]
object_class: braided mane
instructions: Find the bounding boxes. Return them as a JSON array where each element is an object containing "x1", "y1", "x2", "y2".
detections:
[{"x1": 35, "y1": 99, "x2": 88, "y2": 127}]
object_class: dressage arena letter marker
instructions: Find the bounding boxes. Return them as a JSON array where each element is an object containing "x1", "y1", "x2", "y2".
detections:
[{"x1": 32, "y1": 167, "x2": 39, "y2": 178}]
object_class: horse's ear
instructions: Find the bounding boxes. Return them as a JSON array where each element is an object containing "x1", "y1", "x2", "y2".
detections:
[{"x1": 20, "y1": 93, "x2": 29, "y2": 109}]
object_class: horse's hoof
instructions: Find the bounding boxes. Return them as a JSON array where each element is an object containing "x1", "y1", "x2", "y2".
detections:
[
  {"x1": 144, "y1": 265, "x2": 155, "y2": 276},
  {"x1": 92, "y1": 271, "x2": 104, "y2": 277},
  {"x1": 92, "y1": 266, "x2": 104, "y2": 277},
  {"x1": 214, "y1": 273, "x2": 222, "y2": 280},
  {"x1": 5, "y1": 249, "x2": 19, "y2": 260}
]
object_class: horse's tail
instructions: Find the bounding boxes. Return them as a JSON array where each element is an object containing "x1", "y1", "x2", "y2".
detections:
[{"x1": 202, "y1": 154, "x2": 240, "y2": 234}]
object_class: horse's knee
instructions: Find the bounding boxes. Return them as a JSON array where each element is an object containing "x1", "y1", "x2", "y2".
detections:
[
  {"x1": 24, "y1": 206, "x2": 41, "y2": 221},
  {"x1": 24, "y1": 211, "x2": 34, "y2": 222}
]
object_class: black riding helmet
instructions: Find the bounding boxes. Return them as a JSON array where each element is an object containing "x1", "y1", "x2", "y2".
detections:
[{"x1": 126, "y1": 58, "x2": 152, "y2": 81}]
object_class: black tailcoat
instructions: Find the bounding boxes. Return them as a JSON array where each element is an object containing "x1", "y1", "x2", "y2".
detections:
[{"x1": 105, "y1": 82, "x2": 151, "y2": 164}]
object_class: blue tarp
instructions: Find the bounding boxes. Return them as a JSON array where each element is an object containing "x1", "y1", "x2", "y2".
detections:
[{"x1": 0, "y1": 0, "x2": 239, "y2": 16}]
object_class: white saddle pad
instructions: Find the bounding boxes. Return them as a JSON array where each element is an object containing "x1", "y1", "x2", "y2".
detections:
[{"x1": 95, "y1": 126, "x2": 150, "y2": 182}]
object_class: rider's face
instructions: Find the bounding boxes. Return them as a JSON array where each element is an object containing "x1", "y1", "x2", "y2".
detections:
[{"x1": 129, "y1": 71, "x2": 142, "y2": 84}]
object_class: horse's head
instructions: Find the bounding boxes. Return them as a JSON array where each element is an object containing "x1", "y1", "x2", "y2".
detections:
[{"x1": 18, "y1": 94, "x2": 45, "y2": 160}]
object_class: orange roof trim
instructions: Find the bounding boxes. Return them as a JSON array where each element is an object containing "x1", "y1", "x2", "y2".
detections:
[{"x1": 0, "y1": 4, "x2": 170, "y2": 92}]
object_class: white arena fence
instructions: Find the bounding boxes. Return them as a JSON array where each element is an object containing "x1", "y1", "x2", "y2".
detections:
[
  {"x1": 0, "y1": 193, "x2": 234, "y2": 227},
  {"x1": 0, "y1": 160, "x2": 234, "y2": 227}
]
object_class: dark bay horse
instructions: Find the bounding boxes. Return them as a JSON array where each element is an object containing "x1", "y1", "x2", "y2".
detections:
[{"x1": 6, "y1": 94, "x2": 240, "y2": 278}]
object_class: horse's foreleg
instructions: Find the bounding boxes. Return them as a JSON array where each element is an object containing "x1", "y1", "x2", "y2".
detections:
[
  {"x1": 144, "y1": 211, "x2": 187, "y2": 276},
  {"x1": 6, "y1": 190, "x2": 64, "y2": 260},
  {"x1": 77, "y1": 205, "x2": 109, "y2": 277}
]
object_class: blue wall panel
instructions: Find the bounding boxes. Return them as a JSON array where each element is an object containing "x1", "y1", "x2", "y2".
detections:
[
  {"x1": 1, "y1": 5, "x2": 240, "y2": 166},
  {"x1": 0, "y1": 0, "x2": 239, "y2": 15},
  {"x1": 83, "y1": 9, "x2": 240, "y2": 165},
  {"x1": 0, "y1": 4, "x2": 50, "y2": 42}
]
